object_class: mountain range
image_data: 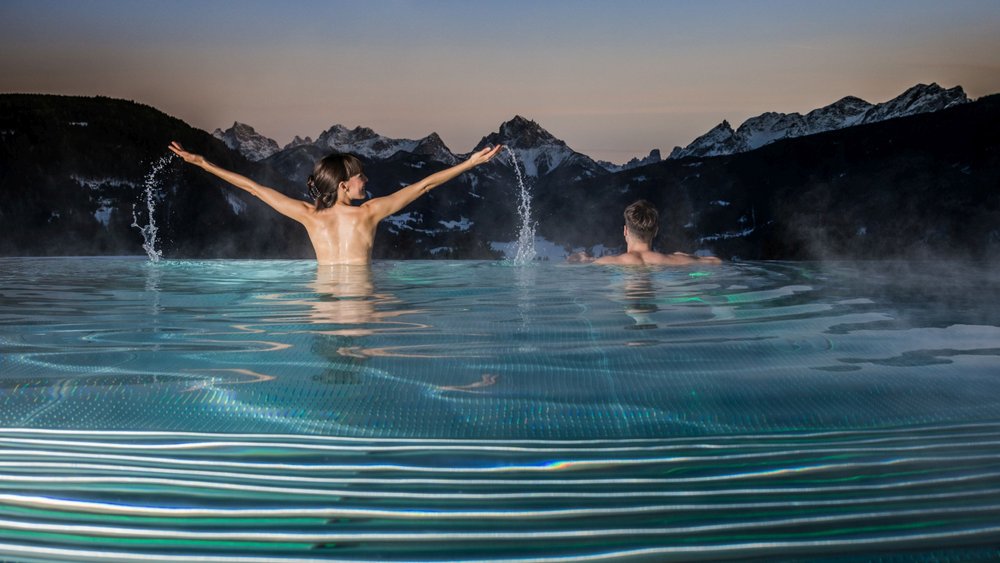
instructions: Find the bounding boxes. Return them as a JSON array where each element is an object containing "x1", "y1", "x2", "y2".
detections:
[
  {"x1": 1, "y1": 83, "x2": 997, "y2": 261},
  {"x1": 214, "y1": 83, "x2": 968, "y2": 173}
]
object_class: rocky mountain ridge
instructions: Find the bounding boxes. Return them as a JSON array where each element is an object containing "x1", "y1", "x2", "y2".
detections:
[
  {"x1": 598, "y1": 149, "x2": 663, "y2": 173},
  {"x1": 216, "y1": 114, "x2": 609, "y2": 181},
  {"x1": 669, "y1": 83, "x2": 968, "y2": 159},
  {"x1": 212, "y1": 122, "x2": 280, "y2": 161}
]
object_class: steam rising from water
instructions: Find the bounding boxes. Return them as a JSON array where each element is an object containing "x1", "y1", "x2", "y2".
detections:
[
  {"x1": 131, "y1": 155, "x2": 172, "y2": 262},
  {"x1": 507, "y1": 147, "x2": 536, "y2": 265}
]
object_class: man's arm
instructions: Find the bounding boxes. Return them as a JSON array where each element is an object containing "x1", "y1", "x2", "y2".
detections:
[
  {"x1": 663, "y1": 252, "x2": 723, "y2": 265},
  {"x1": 566, "y1": 251, "x2": 596, "y2": 263},
  {"x1": 169, "y1": 142, "x2": 312, "y2": 223},
  {"x1": 363, "y1": 145, "x2": 503, "y2": 222},
  {"x1": 645, "y1": 252, "x2": 723, "y2": 266},
  {"x1": 566, "y1": 252, "x2": 635, "y2": 265},
  {"x1": 594, "y1": 254, "x2": 641, "y2": 265}
]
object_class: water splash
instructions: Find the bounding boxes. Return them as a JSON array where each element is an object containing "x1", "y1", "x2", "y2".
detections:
[
  {"x1": 507, "y1": 147, "x2": 536, "y2": 264},
  {"x1": 131, "y1": 155, "x2": 173, "y2": 262}
]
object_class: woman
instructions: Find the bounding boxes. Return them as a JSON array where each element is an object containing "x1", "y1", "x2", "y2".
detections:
[{"x1": 168, "y1": 141, "x2": 503, "y2": 264}]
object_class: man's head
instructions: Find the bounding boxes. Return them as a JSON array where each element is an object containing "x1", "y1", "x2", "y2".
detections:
[{"x1": 623, "y1": 200, "x2": 659, "y2": 244}]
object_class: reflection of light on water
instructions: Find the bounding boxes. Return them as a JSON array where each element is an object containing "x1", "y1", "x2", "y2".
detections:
[
  {"x1": 252, "y1": 265, "x2": 425, "y2": 337},
  {"x1": 435, "y1": 373, "x2": 499, "y2": 394},
  {"x1": 622, "y1": 270, "x2": 659, "y2": 332},
  {"x1": 143, "y1": 262, "x2": 162, "y2": 353},
  {"x1": 181, "y1": 368, "x2": 277, "y2": 397},
  {"x1": 515, "y1": 263, "x2": 537, "y2": 351}
]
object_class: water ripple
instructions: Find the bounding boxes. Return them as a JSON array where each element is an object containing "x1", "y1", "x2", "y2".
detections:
[{"x1": 0, "y1": 426, "x2": 996, "y2": 561}]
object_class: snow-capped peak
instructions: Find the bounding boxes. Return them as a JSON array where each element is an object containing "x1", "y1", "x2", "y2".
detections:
[
  {"x1": 315, "y1": 124, "x2": 379, "y2": 151},
  {"x1": 412, "y1": 132, "x2": 458, "y2": 165},
  {"x1": 313, "y1": 124, "x2": 457, "y2": 162},
  {"x1": 860, "y1": 83, "x2": 967, "y2": 124},
  {"x1": 474, "y1": 116, "x2": 605, "y2": 178},
  {"x1": 668, "y1": 120, "x2": 740, "y2": 159},
  {"x1": 212, "y1": 122, "x2": 280, "y2": 161},
  {"x1": 800, "y1": 96, "x2": 873, "y2": 134},
  {"x1": 495, "y1": 115, "x2": 562, "y2": 148},
  {"x1": 283, "y1": 135, "x2": 314, "y2": 150}
]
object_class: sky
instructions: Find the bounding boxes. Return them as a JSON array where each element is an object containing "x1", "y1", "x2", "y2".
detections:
[{"x1": 1, "y1": 0, "x2": 999, "y2": 163}]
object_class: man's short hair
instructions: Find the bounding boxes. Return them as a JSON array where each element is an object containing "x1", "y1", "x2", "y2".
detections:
[{"x1": 624, "y1": 200, "x2": 658, "y2": 244}]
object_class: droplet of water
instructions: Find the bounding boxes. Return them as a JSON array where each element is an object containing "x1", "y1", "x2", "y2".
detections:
[
  {"x1": 131, "y1": 155, "x2": 173, "y2": 262},
  {"x1": 506, "y1": 147, "x2": 536, "y2": 264}
]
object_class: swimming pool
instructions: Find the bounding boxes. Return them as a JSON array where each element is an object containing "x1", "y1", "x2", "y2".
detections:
[{"x1": 1, "y1": 257, "x2": 998, "y2": 561}]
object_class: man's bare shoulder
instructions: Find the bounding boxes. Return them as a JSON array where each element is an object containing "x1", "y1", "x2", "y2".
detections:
[
  {"x1": 571, "y1": 251, "x2": 722, "y2": 266},
  {"x1": 639, "y1": 251, "x2": 690, "y2": 265},
  {"x1": 591, "y1": 251, "x2": 723, "y2": 266},
  {"x1": 594, "y1": 253, "x2": 644, "y2": 265},
  {"x1": 643, "y1": 251, "x2": 722, "y2": 266}
]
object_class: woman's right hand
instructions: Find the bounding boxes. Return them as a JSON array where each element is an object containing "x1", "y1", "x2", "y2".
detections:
[
  {"x1": 168, "y1": 141, "x2": 206, "y2": 167},
  {"x1": 465, "y1": 145, "x2": 504, "y2": 167}
]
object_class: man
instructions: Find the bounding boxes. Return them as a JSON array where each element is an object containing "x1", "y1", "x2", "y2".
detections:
[{"x1": 568, "y1": 200, "x2": 722, "y2": 265}]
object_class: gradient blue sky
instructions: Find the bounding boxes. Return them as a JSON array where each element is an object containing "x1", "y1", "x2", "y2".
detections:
[{"x1": 2, "y1": 0, "x2": 998, "y2": 162}]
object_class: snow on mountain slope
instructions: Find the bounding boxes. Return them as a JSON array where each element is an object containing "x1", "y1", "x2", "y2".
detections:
[
  {"x1": 313, "y1": 125, "x2": 458, "y2": 163},
  {"x1": 474, "y1": 115, "x2": 607, "y2": 178},
  {"x1": 860, "y1": 83, "x2": 967, "y2": 124},
  {"x1": 598, "y1": 149, "x2": 662, "y2": 173},
  {"x1": 212, "y1": 122, "x2": 280, "y2": 161},
  {"x1": 667, "y1": 121, "x2": 742, "y2": 159},
  {"x1": 669, "y1": 83, "x2": 967, "y2": 160}
]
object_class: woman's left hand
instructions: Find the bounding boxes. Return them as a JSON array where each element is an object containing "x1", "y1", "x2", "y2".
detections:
[{"x1": 168, "y1": 141, "x2": 207, "y2": 167}]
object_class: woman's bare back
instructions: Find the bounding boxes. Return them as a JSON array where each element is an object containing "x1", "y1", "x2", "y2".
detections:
[{"x1": 302, "y1": 205, "x2": 378, "y2": 265}]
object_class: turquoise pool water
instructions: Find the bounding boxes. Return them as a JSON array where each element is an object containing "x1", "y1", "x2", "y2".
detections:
[{"x1": 0, "y1": 257, "x2": 998, "y2": 561}]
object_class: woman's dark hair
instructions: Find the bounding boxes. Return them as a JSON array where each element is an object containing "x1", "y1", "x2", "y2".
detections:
[
  {"x1": 307, "y1": 153, "x2": 364, "y2": 210},
  {"x1": 624, "y1": 200, "x2": 659, "y2": 243}
]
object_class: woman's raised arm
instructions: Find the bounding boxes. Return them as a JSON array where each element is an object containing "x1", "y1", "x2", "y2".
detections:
[
  {"x1": 363, "y1": 145, "x2": 503, "y2": 222},
  {"x1": 168, "y1": 142, "x2": 312, "y2": 223}
]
